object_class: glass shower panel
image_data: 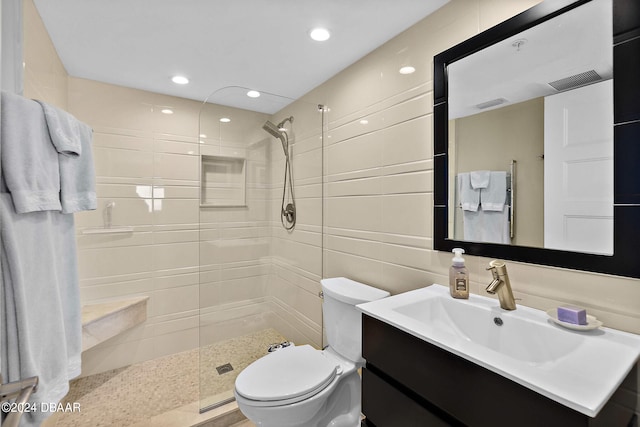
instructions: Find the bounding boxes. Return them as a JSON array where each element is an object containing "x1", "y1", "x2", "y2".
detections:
[{"x1": 197, "y1": 87, "x2": 325, "y2": 412}]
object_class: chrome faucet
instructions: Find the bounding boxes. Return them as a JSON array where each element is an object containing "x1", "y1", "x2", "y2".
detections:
[{"x1": 486, "y1": 260, "x2": 516, "y2": 310}]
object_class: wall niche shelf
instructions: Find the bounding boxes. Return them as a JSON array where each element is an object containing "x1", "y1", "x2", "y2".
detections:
[{"x1": 200, "y1": 155, "x2": 247, "y2": 207}]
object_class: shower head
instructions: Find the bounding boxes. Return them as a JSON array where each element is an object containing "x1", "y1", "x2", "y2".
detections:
[
  {"x1": 263, "y1": 120, "x2": 289, "y2": 157},
  {"x1": 263, "y1": 120, "x2": 282, "y2": 139}
]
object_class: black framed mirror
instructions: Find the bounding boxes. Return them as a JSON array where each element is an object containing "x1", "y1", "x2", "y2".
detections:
[{"x1": 434, "y1": 0, "x2": 640, "y2": 278}]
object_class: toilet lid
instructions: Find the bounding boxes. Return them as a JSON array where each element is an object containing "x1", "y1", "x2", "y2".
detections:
[{"x1": 235, "y1": 345, "x2": 339, "y2": 403}]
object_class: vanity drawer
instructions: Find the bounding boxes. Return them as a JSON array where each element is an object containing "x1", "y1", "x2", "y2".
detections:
[{"x1": 362, "y1": 367, "x2": 452, "y2": 427}]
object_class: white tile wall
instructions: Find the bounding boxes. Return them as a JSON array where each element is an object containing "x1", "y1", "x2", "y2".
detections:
[
  {"x1": 259, "y1": 99, "x2": 326, "y2": 348},
  {"x1": 22, "y1": 0, "x2": 68, "y2": 107},
  {"x1": 296, "y1": 0, "x2": 640, "y2": 334}
]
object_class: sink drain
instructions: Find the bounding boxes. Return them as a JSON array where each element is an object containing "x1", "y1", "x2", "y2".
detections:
[{"x1": 494, "y1": 317, "x2": 504, "y2": 326}]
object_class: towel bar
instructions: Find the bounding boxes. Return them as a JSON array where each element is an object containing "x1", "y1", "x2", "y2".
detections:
[
  {"x1": 510, "y1": 160, "x2": 516, "y2": 239},
  {"x1": 0, "y1": 375, "x2": 39, "y2": 427},
  {"x1": 455, "y1": 162, "x2": 516, "y2": 240}
]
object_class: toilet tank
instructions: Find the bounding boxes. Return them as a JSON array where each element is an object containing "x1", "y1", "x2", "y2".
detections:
[{"x1": 320, "y1": 277, "x2": 389, "y2": 364}]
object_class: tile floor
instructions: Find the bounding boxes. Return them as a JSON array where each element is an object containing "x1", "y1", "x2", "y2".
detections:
[{"x1": 48, "y1": 329, "x2": 284, "y2": 427}]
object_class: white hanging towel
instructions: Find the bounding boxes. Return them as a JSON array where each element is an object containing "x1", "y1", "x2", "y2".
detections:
[
  {"x1": 462, "y1": 210, "x2": 482, "y2": 242},
  {"x1": 463, "y1": 209, "x2": 511, "y2": 244},
  {"x1": 0, "y1": 93, "x2": 94, "y2": 426},
  {"x1": 481, "y1": 171, "x2": 507, "y2": 211},
  {"x1": 462, "y1": 170, "x2": 510, "y2": 244},
  {"x1": 35, "y1": 100, "x2": 96, "y2": 213},
  {"x1": 457, "y1": 173, "x2": 480, "y2": 212},
  {"x1": 481, "y1": 209, "x2": 511, "y2": 244},
  {"x1": 469, "y1": 170, "x2": 490, "y2": 189},
  {"x1": 0, "y1": 91, "x2": 64, "y2": 213},
  {"x1": 0, "y1": 195, "x2": 82, "y2": 427}
]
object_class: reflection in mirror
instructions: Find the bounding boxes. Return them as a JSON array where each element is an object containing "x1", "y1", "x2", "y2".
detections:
[{"x1": 446, "y1": 0, "x2": 613, "y2": 255}]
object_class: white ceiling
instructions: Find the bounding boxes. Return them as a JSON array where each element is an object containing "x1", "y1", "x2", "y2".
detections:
[
  {"x1": 448, "y1": 0, "x2": 612, "y2": 119},
  {"x1": 33, "y1": 0, "x2": 449, "y2": 113}
]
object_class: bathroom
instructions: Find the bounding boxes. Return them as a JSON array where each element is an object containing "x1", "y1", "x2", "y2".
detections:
[{"x1": 1, "y1": 0, "x2": 639, "y2": 425}]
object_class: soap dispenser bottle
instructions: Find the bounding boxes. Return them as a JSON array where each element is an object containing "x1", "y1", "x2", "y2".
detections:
[{"x1": 449, "y1": 248, "x2": 469, "y2": 299}]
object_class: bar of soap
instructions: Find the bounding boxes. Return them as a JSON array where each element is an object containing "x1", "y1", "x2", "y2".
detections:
[{"x1": 557, "y1": 306, "x2": 587, "y2": 325}]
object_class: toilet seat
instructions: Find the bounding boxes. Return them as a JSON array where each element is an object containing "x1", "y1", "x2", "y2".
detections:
[{"x1": 235, "y1": 345, "x2": 340, "y2": 407}]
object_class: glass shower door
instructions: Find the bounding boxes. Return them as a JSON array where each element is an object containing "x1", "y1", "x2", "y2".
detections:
[{"x1": 197, "y1": 87, "x2": 325, "y2": 412}]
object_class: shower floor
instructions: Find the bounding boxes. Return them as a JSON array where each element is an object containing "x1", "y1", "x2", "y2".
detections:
[{"x1": 48, "y1": 329, "x2": 285, "y2": 427}]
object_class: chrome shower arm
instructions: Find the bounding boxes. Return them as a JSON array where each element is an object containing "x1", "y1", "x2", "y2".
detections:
[{"x1": 277, "y1": 116, "x2": 294, "y2": 129}]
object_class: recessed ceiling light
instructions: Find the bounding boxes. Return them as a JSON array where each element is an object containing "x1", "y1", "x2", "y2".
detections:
[
  {"x1": 310, "y1": 28, "x2": 331, "y2": 42},
  {"x1": 247, "y1": 90, "x2": 260, "y2": 98},
  {"x1": 199, "y1": 134, "x2": 207, "y2": 138},
  {"x1": 219, "y1": 117, "x2": 231, "y2": 123},
  {"x1": 171, "y1": 75, "x2": 189, "y2": 85},
  {"x1": 360, "y1": 119, "x2": 369, "y2": 125},
  {"x1": 161, "y1": 108, "x2": 174, "y2": 114},
  {"x1": 399, "y1": 66, "x2": 416, "y2": 75}
]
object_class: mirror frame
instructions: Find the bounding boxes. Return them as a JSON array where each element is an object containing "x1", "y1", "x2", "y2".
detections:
[{"x1": 434, "y1": 0, "x2": 640, "y2": 279}]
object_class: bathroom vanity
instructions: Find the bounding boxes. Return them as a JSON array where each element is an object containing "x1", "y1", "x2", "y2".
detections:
[
  {"x1": 357, "y1": 285, "x2": 640, "y2": 427},
  {"x1": 361, "y1": 315, "x2": 636, "y2": 427}
]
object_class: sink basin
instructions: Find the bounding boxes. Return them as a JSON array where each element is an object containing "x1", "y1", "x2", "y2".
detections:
[
  {"x1": 357, "y1": 284, "x2": 640, "y2": 417},
  {"x1": 394, "y1": 294, "x2": 585, "y2": 364}
]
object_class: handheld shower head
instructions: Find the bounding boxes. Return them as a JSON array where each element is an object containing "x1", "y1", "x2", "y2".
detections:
[
  {"x1": 263, "y1": 120, "x2": 282, "y2": 139},
  {"x1": 263, "y1": 120, "x2": 288, "y2": 157},
  {"x1": 263, "y1": 117, "x2": 296, "y2": 231}
]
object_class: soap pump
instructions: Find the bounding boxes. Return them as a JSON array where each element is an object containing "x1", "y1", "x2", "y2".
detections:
[{"x1": 449, "y1": 248, "x2": 469, "y2": 299}]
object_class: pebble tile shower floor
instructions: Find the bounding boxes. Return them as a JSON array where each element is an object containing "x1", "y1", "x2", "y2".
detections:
[{"x1": 50, "y1": 329, "x2": 285, "y2": 427}]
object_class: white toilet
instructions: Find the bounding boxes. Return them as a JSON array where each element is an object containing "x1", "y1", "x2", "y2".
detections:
[{"x1": 234, "y1": 277, "x2": 389, "y2": 427}]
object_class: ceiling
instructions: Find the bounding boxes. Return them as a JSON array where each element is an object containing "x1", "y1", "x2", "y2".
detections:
[
  {"x1": 448, "y1": 0, "x2": 611, "y2": 119},
  {"x1": 33, "y1": 0, "x2": 449, "y2": 114}
]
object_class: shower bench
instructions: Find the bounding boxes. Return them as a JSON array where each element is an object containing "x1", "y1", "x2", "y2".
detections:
[{"x1": 81, "y1": 296, "x2": 149, "y2": 351}]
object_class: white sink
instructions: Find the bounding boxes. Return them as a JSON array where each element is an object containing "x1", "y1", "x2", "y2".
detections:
[{"x1": 357, "y1": 284, "x2": 640, "y2": 417}]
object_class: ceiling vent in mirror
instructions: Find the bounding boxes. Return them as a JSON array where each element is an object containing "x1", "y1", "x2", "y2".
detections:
[
  {"x1": 548, "y1": 70, "x2": 602, "y2": 92},
  {"x1": 476, "y1": 98, "x2": 508, "y2": 110}
]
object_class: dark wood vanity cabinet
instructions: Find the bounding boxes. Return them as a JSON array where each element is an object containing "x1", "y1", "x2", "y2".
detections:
[{"x1": 361, "y1": 315, "x2": 637, "y2": 427}]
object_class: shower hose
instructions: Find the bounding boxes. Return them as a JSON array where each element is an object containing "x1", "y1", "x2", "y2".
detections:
[{"x1": 281, "y1": 131, "x2": 296, "y2": 231}]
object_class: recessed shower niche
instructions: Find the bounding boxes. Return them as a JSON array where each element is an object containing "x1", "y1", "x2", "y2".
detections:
[{"x1": 200, "y1": 154, "x2": 247, "y2": 207}]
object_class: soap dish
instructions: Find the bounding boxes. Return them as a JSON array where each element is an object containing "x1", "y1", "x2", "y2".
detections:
[{"x1": 546, "y1": 309, "x2": 602, "y2": 331}]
